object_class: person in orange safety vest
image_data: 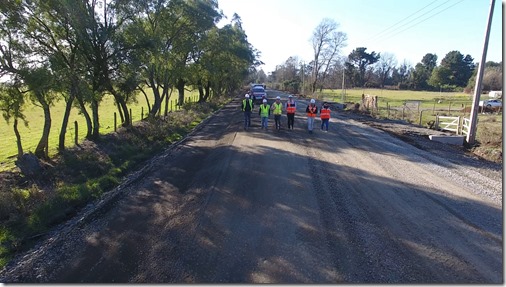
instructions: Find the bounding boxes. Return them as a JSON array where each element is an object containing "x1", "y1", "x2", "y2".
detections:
[
  {"x1": 285, "y1": 95, "x2": 297, "y2": 130},
  {"x1": 305, "y1": 99, "x2": 318, "y2": 133},
  {"x1": 320, "y1": 102, "x2": 331, "y2": 132}
]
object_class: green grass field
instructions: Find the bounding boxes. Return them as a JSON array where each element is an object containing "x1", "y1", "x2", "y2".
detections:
[
  {"x1": 315, "y1": 88, "x2": 473, "y2": 108},
  {"x1": 0, "y1": 89, "x2": 200, "y2": 171},
  {"x1": 314, "y1": 88, "x2": 502, "y2": 147}
]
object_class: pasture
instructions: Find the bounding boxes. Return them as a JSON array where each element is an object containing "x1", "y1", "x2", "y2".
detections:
[
  {"x1": 0, "y1": 89, "x2": 200, "y2": 171},
  {"x1": 314, "y1": 88, "x2": 502, "y2": 156}
]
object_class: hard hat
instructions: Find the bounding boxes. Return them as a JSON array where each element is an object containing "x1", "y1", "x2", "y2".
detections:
[
  {"x1": 276, "y1": 96, "x2": 281, "y2": 100},
  {"x1": 263, "y1": 99, "x2": 267, "y2": 103},
  {"x1": 310, "y1": 99, "x2": 315, "y2": 104},
  {"x1": 245, "y1": 94, "x2": 249, "y2": 98},
  {"x1": 288, "y1": 95, "x2": 293, "y2": 98}
]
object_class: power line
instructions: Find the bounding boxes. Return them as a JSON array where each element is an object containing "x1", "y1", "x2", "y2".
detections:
[
  {"x1": 370, "y1": 0, "x2": 454, "y2": 43},
  {"x1": 380, "y1": 0, "x2": 465, "y2": 42},
  {"x1": 369, "y1": 0, "x2": 440, "y2": 41}
]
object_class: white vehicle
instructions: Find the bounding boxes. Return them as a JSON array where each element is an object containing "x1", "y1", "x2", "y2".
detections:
[{"x1": 479, "y1": 99, "x2": 502, "y2": 108}]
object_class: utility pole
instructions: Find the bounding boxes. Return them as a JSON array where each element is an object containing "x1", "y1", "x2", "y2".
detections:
[
  {"x1": 341, "y1": 69, "x2": 345, "y2": 103},
  {"x1": 467, "y1": 0, "x2": 495, "y2": 145},
  {"x1": 301, "y1": 61, "x2": 304, "y2": 95}
]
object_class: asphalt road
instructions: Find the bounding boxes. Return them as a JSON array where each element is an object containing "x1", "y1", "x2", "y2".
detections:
[{"x1": 0, "y1": 90, "x2": 502, "y2": 283}]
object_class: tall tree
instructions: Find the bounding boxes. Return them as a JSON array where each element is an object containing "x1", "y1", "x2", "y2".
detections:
[
  {"x1": 346, "y1": 47, "x2": 380, "y2": 87},
  {"x1": 23, "y1": 67, "x2": 57, "y2": 158},
  {"x1": 440, "y1": 50, "x2": 475, "y2": 87},
  {"x1": 391, "y1": 60, "x2": 412, "y2": 89},
  {"x1": 409, "y1": 53, "x2": 438, "y2": 90},
  {"x1": 0, "y1": 84, "x2": 27, "y2": 158},
  {"x1": 375, "y1": 52, "x2": 397, "y2": 88},
  {"x1": 310, "y1": 18, "x2": 347, "y2": 93}
]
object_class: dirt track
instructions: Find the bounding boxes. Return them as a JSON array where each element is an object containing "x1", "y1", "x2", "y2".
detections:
[{"x1": 0, "y1": 90, "x2": 502, "y2": 283}]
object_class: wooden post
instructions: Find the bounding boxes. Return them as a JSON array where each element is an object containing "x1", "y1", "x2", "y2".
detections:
[
  {"x1": 114, "y1": 112, "x2": 117, "y2": 132},
  {"x1": 419, "y1": 110, "x2": 423, "y2": 126},
  {"x1": 74, "y1": 121, "x2": 78, "y2": 145},
  {"x1": 141, "y1": 107, "x2": 144, "y2": 120},
  {"x1": 129, "y1": 108, "x2": 132, "y2": 125},
  {"x1": 387, "y1": 102, "x2": 390, "y2": 118},
  {"x1": 402, "y1": 105, "x2": 405, "y2": 120}
]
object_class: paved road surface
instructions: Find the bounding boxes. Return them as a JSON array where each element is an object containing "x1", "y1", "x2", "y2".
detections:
[{"x1": 0, "y1": 90, "x2": 502, "y2": 283}]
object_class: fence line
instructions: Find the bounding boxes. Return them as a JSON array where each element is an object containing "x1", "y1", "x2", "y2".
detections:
[{"x1": 0, "y1": 95, "x2": 199, "y2": 169}]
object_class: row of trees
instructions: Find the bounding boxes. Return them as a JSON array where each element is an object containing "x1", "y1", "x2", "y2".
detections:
[
  {"x1": 0, "y1": 0, "x2": 260, "y2": 159},
  {"x1": 263, "y1": 18, "x2": 502, "y2": 95}
]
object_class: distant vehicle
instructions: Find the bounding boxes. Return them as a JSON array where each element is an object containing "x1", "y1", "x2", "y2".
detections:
[
  {"x1": 251, "y1": 86, "x2": 267, "y2": 104},
  {"x1": 251, "y1": 83, "x2": 266, "y2": 89},
  {"x1": 479, "y1": 99, "x2": 502, "y2": 108}
]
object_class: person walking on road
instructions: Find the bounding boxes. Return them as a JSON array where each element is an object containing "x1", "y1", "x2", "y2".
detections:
[
  {"x1": 320, "y1": 102, "x2": 331, "y2": 132},
  {"x1": 306, "y1": 99, "x2": 318, "y2": 133},
  {"x1": 259, "y1": 99, "x2": 270, "y2": 130},
  {"x1": 241, "y1": 94, "x2": 254, "y2": 130},
  {"x1": 271, "y1": 96, "x2": 283, "y2": 130},
  {"x1": 286, "y1": 95, "x2": 297, "y2": 129}
]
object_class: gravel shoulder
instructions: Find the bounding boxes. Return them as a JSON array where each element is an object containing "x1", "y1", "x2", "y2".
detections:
[{"x1": 0, "y1": 91, "x2": 502, "y2": 283}]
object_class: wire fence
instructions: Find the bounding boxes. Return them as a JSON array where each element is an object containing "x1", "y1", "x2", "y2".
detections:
[{"x1": 0, "y1": 95, "x2": 199, "y2": 171}]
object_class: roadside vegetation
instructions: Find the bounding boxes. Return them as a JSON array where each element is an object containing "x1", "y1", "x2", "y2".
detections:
[
  {"x1": 0, "y1": 0, "x2": 258, "y2": 269},
  {"x1": 0, "y1": 96, "x2": 230, "y2": 269}
]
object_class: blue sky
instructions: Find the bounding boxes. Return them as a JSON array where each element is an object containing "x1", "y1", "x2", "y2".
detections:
[{"x1": 217, "y1": 0, "x2": 503, "y2": 73}]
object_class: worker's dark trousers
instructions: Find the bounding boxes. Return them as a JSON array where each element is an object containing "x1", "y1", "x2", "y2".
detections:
[
  {"x1": 274, "y1": 115, "x2": 281, "y2": 130},
  {"x1": 244, "y1": 111, "x2": 251, "y2": 128},
  {"x1": 287, "y1": 113, "x2": 295, "y2": 129}
]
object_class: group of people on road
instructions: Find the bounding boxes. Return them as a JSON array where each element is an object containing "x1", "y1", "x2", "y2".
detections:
[{"x1": 241, "y1": 93, "x2": 332, "y2": 133}]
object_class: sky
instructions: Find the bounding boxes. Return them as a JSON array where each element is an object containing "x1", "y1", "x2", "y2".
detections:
[{"x1": 217, "y1": 0, "x2": 503, "y2": 73}]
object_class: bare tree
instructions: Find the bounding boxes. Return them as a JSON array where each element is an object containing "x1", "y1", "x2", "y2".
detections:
[
  {"x1": 310, "y1": 18, "x2": 347, "y2": 93},
  {"x1": 376, "y1": 52, "x2": 397, "y2": 88}
]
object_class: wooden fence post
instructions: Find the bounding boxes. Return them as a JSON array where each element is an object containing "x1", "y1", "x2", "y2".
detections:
[
  {"x1": 114, "y1": 112, "x2": 117, "y2": 132},
  {"x1": 141, "y1": 107, "x2": 144, "y2": 120},
  {"x1": 129, "y1": 108, "x2": 132, "y2": 125},
  {"x1": 74, "y1": 121, "x2": 78, "y2": 145}
]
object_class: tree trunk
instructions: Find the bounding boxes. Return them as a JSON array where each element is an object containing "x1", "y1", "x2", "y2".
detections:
[
  {"x1": 91, "y1": 98, "x2": 99, "y2": 138},
  {"x1": 76, "y1": 95, "x2": 93, "y2": 138},
  {"x1": 164, "y1": 87, "x2": 172, "y2": 116},
  {"x1": 139, "y1": 87, "x2": 151, "y2": 114},
  {"x1": 116, "y1": 101, "x2": 124, "y2": 124},
  {"x1": 147, "y1": 68, "x2": 162, "y2": 117},
  {"x1": 203, "y1": 81, "x2": 211, "y2": 102},
  {"x1": 177, "y1": 78, "x2": 185, "y2": 106},
  {"x1": 107, "y1": 87, "x2": 129, "y2": 127},
  {"x1": 59, "y1": 91, "x2": 75, "y2": 151},
  {"x1": 13, "y1": 118, "x2": 23, "y2": 158},
  {"x1": 34, "y1": 98, "x2": 51, "y2": 159},
  {"x1": 149, "y1": 79, "x2": 162, "y2": 117},
  {"x1": 197, "y1": 80, "x2": 205, "y2": 102}
]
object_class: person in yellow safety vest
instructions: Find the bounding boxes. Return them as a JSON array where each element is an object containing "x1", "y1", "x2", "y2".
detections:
[
  {"x1": 305, "y1": 98, "x2": 318, "y2": 133},
  {"x1": 241, "y1": 94, "x2": 254, "y2": 130},
  {"x1": 258, "y1": 99, "x2": 270, "y2": 130},
  {"x1": 271, "y1": 96, "x2": 283, "y2": 130},
  {"x1": 286, "y1": 95, "x2": 297, "y2": 130},
  {"x1": 320, "y1": 102, "x2": 331, "y2": 132}
]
